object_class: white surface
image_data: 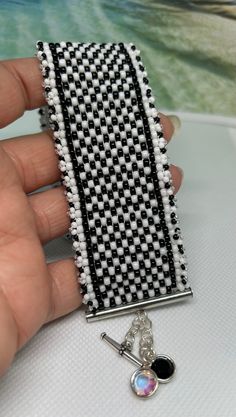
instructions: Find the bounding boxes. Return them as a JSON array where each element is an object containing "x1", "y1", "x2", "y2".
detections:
[{"x1": 0, "y1": 112, "x2": 236, "y2": 417}]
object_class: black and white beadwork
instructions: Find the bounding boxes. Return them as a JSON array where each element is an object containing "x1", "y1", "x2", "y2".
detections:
[{"x1": 37, "y1": 42, "x2": 191, "y2": 315}]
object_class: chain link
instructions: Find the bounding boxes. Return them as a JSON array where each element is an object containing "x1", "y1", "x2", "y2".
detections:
[{"x1": 122, "y1": 310, "x2": 156, "y2": 365}]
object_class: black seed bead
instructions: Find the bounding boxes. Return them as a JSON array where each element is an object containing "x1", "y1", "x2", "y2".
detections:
[{"x1": 120, "y1": 295, "x2": 127, "y2": 304}]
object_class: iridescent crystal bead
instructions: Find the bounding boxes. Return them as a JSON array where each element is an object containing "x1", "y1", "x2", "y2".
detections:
[{"x1": 130, "y1": 367, "x2": 159, "y2": 398}]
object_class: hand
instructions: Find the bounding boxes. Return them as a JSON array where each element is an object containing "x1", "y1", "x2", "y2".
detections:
[{"x1": 0, "y1": 57, "x2": 183, "y2": 376}]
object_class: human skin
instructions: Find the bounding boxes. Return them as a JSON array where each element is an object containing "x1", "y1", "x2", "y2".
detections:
[{"x1": 0, "y1": 57, "x2": 183, "y2": 376}]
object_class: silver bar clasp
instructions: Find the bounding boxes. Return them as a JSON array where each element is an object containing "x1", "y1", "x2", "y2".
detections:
[{"x1": 87, "y1": 288, "x2": 193, "y2": 322}]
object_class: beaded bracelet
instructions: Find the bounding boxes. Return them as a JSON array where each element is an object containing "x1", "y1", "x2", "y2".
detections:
[
  {"x1": 37, "y1": 41, "x2": 193, "y2": 398},
  {"x1": 37, "y1": 41, "x2": 192, "y2": 321}
]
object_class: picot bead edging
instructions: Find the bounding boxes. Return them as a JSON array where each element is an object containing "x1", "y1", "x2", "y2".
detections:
[{"x1": 37, "y1": 41, "x2": 190, "y2": 315}]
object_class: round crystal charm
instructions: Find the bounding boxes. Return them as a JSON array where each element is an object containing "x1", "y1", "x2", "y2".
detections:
[{"x1": 130, "y1": 367, "x2": 159, "y2": 398}]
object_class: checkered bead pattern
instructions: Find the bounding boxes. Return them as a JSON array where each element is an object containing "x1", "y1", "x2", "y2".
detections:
[{"x1": 37, "y1": 41, "x2": 189, "y2": 313}]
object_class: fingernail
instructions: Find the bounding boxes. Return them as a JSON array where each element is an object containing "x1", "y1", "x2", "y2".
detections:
[
  {"x1": 172, "y1": 164, "x2": 184, "y2": 180},
  {"x1": 176, "y1": 165, "x2": 184, "y2": 180},
  {"x1": 168, "y1": 115, "x2": 182, "y2": 136}
]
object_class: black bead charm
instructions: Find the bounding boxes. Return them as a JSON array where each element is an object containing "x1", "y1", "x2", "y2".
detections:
[{"x1": 151, "y1": 354, "x2": 176, "y2": 383}]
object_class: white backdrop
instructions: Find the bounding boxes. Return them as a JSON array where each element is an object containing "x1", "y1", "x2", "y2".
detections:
[{"x1": 0, "y1": 112, "x2": 235, "y2": 417}]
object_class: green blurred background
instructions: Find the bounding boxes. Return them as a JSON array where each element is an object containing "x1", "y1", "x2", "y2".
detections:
[{"x1": 0, "y1": 0, "x2": 235, "y2": 116}]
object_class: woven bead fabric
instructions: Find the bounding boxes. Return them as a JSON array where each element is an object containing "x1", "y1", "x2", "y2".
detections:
[{"x1": 37, "y1": 41, "x2": 190, "y2": 314}]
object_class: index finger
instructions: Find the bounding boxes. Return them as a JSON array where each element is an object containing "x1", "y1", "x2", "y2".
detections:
[
  {"x1": 0, "y1": 57, "x2": 175, "y2": 142},
  {"x1": 0, "y1": 57, "x2": 45, "y2": 128}
]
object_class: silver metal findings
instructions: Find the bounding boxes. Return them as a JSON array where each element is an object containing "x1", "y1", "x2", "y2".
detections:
[
  {"x1": 101, "y1": 332, "x2": 143, "y2": 367},
  {"x1": 101, "y1": 310, "x2": 176, "y2": 398},
  {"x1": 87, "y1": 289, "x2": 193, "y2": 322}
]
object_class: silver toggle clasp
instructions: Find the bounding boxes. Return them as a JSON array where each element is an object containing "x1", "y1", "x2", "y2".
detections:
[
  {"x1": 101, "y1": 332, "x2": 159, "y2": 398},
  {"x1": 101, "y1": 331, "x2": 176, "y2": 398},
  {"x1": 101, "y1": 332, "x2": 142, "y2": 367}
]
